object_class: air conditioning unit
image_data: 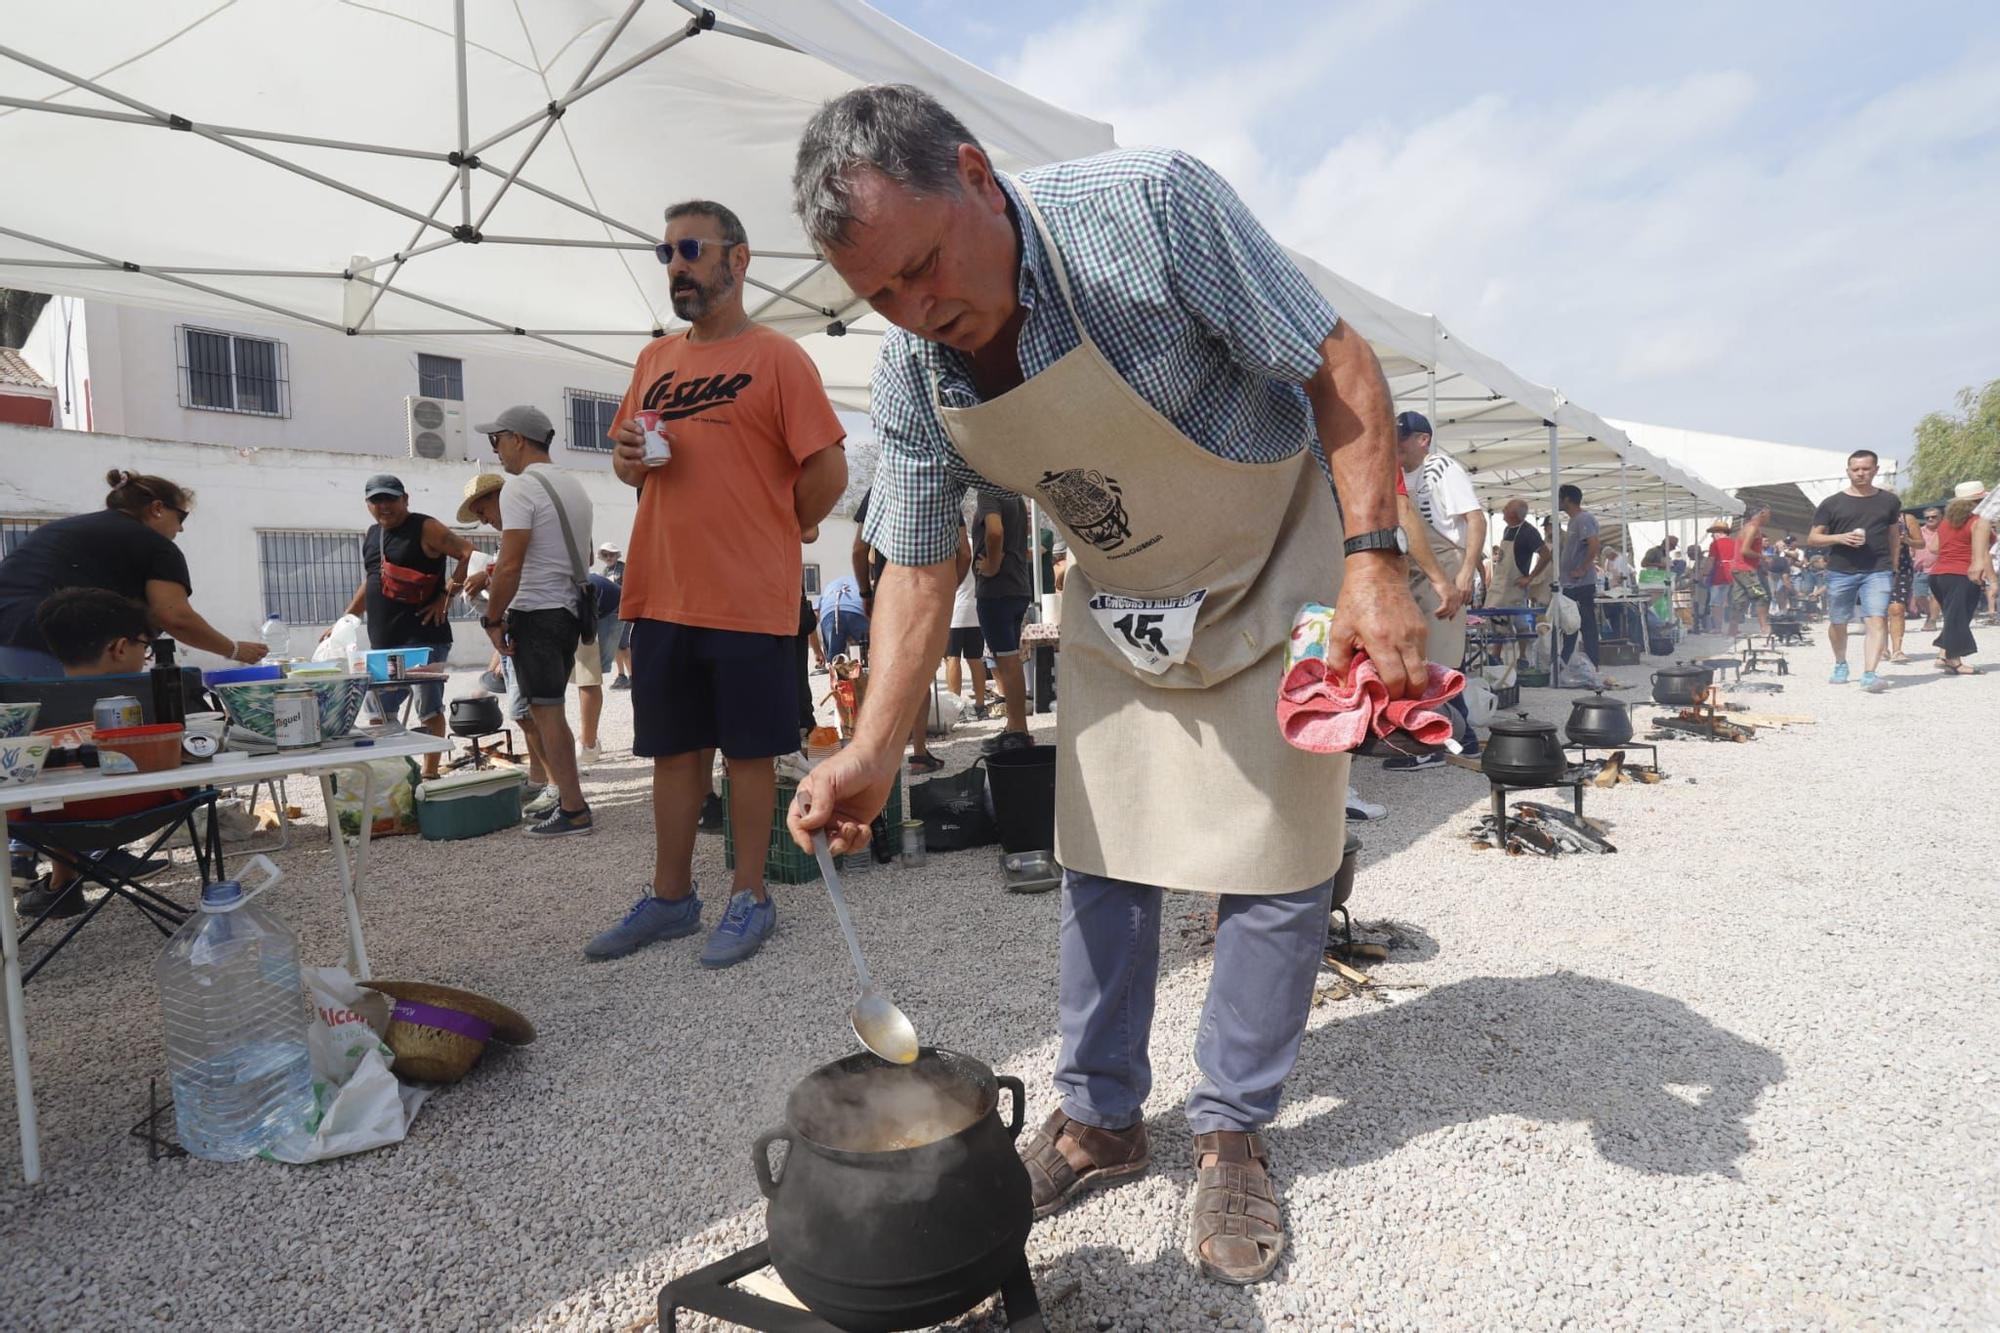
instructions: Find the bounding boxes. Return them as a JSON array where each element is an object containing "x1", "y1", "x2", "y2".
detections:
[{"x1": 405, "y1": 395, "x2": 466, "y2": 461}]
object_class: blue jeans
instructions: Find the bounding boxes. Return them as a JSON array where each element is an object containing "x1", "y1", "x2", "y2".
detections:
[
  {"x1": 1054, "y1": 868, "x2": 1333, "y2": 1135},
  {"x1": 1826, "y1": 570, "x2": 1892, "y2": 624},
  {"x1": 820, "y1": 609, "x2": 868, "y2": 661}
]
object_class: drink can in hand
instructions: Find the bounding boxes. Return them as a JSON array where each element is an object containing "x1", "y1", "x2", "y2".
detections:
[{"x1": 636, "y1": 410, "x2": 670, "y2": 467}]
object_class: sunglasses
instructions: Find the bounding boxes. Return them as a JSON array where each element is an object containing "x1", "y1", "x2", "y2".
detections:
[
  {"x1": 1923, "y1": 513, "x2": 1940, "y2": 521},
  {"x1": 166, "y1": 504, "x2": 188, "y2": 525},
  {"x1": 654, "y1": 237, "x2": 735, "y2": 266},
  {"x1": 488, "y1": 432, "x2": 508, "y2": 452}
]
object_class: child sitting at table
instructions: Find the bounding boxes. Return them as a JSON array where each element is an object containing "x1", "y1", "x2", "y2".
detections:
[{"x1": 12, "y1": 589, "x2": 181, "y2": 918}]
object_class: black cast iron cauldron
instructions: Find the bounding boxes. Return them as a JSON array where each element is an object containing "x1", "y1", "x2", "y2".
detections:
[
  {"x1": 1650, "y1": 662, "x2": 1714, "y2": 708},
  {"x1": 1565, "y1": 689, "x2": 1634, "y2": 748},
  {"x1": 448, "y1": 695, "x2": 503, "y2": 735},
  {"x1": 754, "y1": 1048, "x2": 1031, "y2": 1333},
  {"x1": 1330, "y1": 832, "x2": 1363, "y2": 910},
  {"x1": 1481, "y1": 713, "x2": 1568, "y2": 786}
]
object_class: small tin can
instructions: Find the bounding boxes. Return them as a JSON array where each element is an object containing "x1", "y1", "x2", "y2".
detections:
[
  {"x1": 93, "y1": 695, "x2": 144, "y2": 730},
  {"x1": 383, "y1": 651, "x2": 407, "y2": 681},
  {"x1": 636, "y1": 409, "x2": 671, "y2": 467},
  {"x1": 899, "y1": 819, "x2": 927, "y2": 868},
  {"x1": 272, "y1": 685, "x2": 321, "y2": 750}
]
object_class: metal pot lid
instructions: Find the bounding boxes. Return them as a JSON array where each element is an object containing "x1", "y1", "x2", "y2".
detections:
[
  {"x1": 1488, "y1": 712, "x2": 1559, "y2": 736},
  {"x1": 1653, "y1": 662, "x2": 1712, "y2": 680}
]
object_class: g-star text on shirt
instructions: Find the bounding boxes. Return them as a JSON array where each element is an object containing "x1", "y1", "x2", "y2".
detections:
[{"x1": 642, "y1": 370, "x2": 754, "y2": 421}]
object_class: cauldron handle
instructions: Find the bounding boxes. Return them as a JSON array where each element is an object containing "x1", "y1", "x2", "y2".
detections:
[
  {"x1": 996, "y1": 1075, "x2": 1027, "y2": 1140},
  {"x1": 752, "y1": 1127, "x2": 790, "y2": 1198}
]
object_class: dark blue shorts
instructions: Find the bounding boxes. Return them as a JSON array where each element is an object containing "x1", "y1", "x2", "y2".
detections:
[
  {"x1": 630, "y1": 618, "x2": 800, "y2": 759},
  {"x1": 977, "y1": 595, "x2": 1031, "y2": 659}
]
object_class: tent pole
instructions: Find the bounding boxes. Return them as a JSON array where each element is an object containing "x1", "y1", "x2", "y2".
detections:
[
  {"x1": 454, "y1": 0, "x2": 472, "y2": 228},
  {"x1": 466, "y1": 19, "x2": 712, "y2": 157},
  {"x1": 0, "y1": 95, "x2": 449, "y2": 161},
  {"x1": 1548, "y1": 419, "x2": 1562, "y2": 669},
  {"x1": 352, "y1": 173, "x2": 464, "y2": 331}
]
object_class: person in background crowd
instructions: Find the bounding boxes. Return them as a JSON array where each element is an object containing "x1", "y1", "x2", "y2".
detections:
[
  {"x1": 1929, "y1": 481, "x2": 1992, "y2": 675},
  {"x1": 1557, "y1": 485, "x2": 1602, "y2": 667},
  {"x1": 12, "y1": 589, "x2": 176, "y2": 918},
  {"x1": 477, "y1": 404, "x2": 598, "y2": 834},
  {"x1": 974, "y1": 489, "x2": 1036, "y2": 755},
  {"x1": 589, "y1": 196, "x2": 848, "y2": 968},
  {"x1": 1907, "y1": 508, "x2": 1940, "y2": 633},
  {"x1": 1807, "y1": 448, "x2": 1903, "y2": 690},
  {"x1": 1704, "y1": 520, "x2": 1738, "y2": 634},
  {"x1": 945, "y1": 520, "x2": 990, "y2": 714},
  {"x1": 818, "y1": 571, "x2": 869, "y2": 660},
  {"x1": 1884, "y1": 512, "x2": 1918, "y2": 664},
  {"x1": 598, "y1": 543, "x2": 633, "y2": 688},
  {"x1": 0, "y1": 470, "x2": 266, "y2": 678},
  {"x1": 1388, "y1": 410, "x2": 1483, "y2": 768},
  {"x1": 1496, "y1": 498, "x2": 1552, "y2": 608},
  {"x1": 572, "y1": 563, "x2": 624, "y2": 766},
  {"x1": 459, "y1": 473, "x2": 556, "y2": 802},
  {"x1": 326, "y1": 474, "x2": 475, "y2": 781},
  {"x1": 1687, "y1": 541, "x2": 1712, "y2": 629},
  {"x1": 1730, "y1": 506, "x2": 1774, "y2": 638},
  {"x1": 1604, "y1": 544, "x2": 1633, "y2": 592}
]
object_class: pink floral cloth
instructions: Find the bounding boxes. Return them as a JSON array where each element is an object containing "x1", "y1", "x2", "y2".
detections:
[{"x1": 1278, "y1": 601, "x2": 1465, "y2": 754}]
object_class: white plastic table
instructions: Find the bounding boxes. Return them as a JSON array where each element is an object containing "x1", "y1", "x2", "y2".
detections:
[{"x1": 0, "y1": 732, "x2": 449, "y2": 1184}]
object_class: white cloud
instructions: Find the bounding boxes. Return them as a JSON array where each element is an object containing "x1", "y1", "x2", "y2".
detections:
[{"x1": 994, "y1": 6, "x2": 2000, "y2": 456}]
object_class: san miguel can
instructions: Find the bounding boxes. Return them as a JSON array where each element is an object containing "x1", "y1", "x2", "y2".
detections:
[
  {"x1": 272, "y1": 685, "x2": 321, "y2": 750},
  {"x1": 93, "y1": 695, "x2": 144, "y2": 730}
]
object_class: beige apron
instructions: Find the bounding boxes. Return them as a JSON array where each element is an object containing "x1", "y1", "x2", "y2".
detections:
[
  {"x1": 1406, "y1": 506, "x2": 1468, "y2": 671},
  {"x1": 931, "y1": 182, "x2": 1350, "y2": 896},
  {"x1": 1499, "y1": 522, "x2": 1552, "y2": 607}
]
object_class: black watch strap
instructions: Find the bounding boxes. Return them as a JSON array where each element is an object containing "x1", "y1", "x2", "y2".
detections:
[
  {"x1": 1343, "y1": 527, "x2": 1403, "y2": 557},
  {"x1": 480, "y1": 614, "x2": 503, "y2": 629}
]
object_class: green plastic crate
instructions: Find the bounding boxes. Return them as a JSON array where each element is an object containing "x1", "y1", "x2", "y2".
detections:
[{"x1": 722, "y1": 769, "x2": 904, "y2": 884}]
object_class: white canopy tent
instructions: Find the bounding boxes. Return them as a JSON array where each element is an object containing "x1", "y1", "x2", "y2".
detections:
[{"x1": 0, "y1": 0, "x2": 1112, "y2": 388}]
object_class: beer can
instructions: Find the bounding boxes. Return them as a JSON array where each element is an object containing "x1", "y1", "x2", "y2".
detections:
[
  {"x1": 272, "y1": 685, "x2": 321, "y2": 750},
  {"x1": 93, "y1": 695, "x2": 144, "y2": 731},
  {"x1": 383, "y1": 651, "x2": 407, "y2": 681}
]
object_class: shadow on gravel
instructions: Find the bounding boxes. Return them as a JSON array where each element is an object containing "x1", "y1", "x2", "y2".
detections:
[{"x1": 1282, "y1": 971, "x2": 1785, "y2": 1180}]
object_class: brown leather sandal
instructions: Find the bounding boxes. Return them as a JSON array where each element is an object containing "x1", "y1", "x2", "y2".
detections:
[
  {"x1": 1190, "y1": 1130, "x2": 1285, "y2": 1285},
  {"x1": 1018, "y1": 1108, "x2": 1150, "y2": 1220}
]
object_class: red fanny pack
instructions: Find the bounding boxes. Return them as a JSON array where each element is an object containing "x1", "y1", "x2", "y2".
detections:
[{"x1": 380, "y1": 558, "x2": 440, "y2": 605}]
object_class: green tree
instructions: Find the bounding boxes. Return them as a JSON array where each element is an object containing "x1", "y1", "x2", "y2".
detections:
[
  {"x1": 0, "y1": 288, "x2": 52, "y2": 348},
  {"x1": 1906, "y1": 378, "x2": 2000, "y2": 506}
]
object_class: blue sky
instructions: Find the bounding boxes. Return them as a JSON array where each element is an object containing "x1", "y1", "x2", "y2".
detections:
[{"x1": 873, "y1": 0, "x2": 2000, "y2": 462}]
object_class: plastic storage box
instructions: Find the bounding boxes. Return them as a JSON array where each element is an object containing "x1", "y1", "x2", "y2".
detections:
[
  {"x1": 723, "y1": 769, "x2": 903, "y2": 884},
  {"x1": 415, "y1": 768, "x2": 526, "y2": 841}
]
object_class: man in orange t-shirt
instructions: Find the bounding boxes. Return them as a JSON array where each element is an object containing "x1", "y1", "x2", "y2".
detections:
[{"x1": 585, "y1": 198, "x2": 848, "y2": 970}]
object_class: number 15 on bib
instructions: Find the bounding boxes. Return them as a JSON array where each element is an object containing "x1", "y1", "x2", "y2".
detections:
[{"x1": 1087, "y1": 589, "x2": 1208, "y2": 675}]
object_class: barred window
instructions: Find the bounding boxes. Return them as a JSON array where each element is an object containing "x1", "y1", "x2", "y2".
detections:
[
  {"x1": 418, "y1": 353, "x2": 464, "y2": 401},
  {"x1": 257, "y1": 530, "x2": 364, "y2": 624},
  {"x1": 565, "y1": 388, "x2": 620, "y2": 452},
  {"x1": 179, "y1": 326, "x2": 289, "y2": 417},
  {"x1": 802, "y1": 562, "x2": 822, "y2": 597},
  {"x1": 449, "y1": 533, "x2": 502, "y2": 623}
]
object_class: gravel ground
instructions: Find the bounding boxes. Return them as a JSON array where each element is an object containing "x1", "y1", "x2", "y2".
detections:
[{"x1": 2, "y1": 630, "x2": 1996, "y2": 1331}]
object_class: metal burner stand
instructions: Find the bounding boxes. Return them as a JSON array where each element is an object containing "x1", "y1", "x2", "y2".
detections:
[
  {"x1": 1486, "y1": 768, "x2": 1588, "y2": 842},
  {"x1": 660, "y1": 1240, "x2": 1046, "y2": 1332},
  {"x1": 1564, "y1": 742, "x2": 1661, "y2": 775},
  {"x1": 1733, "y1": 634, "x2": 1788, "y2": 675}
]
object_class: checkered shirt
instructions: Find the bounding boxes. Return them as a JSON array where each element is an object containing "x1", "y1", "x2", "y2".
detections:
[{"x1": 861, "y1": 148, "x2": 1342, "y2": 565}]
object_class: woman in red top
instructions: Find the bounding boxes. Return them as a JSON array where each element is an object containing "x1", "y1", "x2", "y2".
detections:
[{"x1": 1929, "y1": 482, "x2": 1994, "y2": 673}]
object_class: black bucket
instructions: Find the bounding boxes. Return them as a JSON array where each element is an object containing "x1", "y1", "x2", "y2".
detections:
[{"x1": 982, "y1": 745, "x2": 1057, "y2": 854}]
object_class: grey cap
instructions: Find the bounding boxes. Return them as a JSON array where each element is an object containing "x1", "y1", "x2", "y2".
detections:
[
  {"x1": 474, "y1": 404, "x2": 556, "y2": 446},
  {"x1": 362, "y1": 473, "x2": 407, "y2": 499}
]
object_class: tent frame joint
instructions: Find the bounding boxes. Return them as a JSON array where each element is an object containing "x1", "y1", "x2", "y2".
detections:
[
  {"x1": 450, "y1": 225, "x2": 482, "y2": 244},
  {"x1": 446, "y1": 150, "x2": 481, "y2": 170}
]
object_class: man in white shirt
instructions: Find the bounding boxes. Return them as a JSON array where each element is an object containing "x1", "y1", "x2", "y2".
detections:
[
  {"x1": 476, "y1": 404, "x2": 597, "y2": 837},
  {"x1": 1389, "y1": 411, "x2": 1487, "y2": 769}
]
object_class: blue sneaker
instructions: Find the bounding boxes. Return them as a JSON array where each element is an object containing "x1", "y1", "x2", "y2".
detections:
[
  {"x1": 584, "y1": 890, "x2": 703, "y2": 961},
  {"x1": 1829, "y1": 662, "x2": 1850, "y2": 684},
  {"x1": 700, "y1": 891, "x2": 776, "y2": 969},
  {"x1": 1861, "y1": 671, "x2": 1887, "y2": 693}
]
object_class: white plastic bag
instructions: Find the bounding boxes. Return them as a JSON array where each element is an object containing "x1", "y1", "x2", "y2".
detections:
[
  {"x1": 313, "y1": 614, "x2": 362, "y2": 663},
  {"x1": 262, "y1": 966, "x2": 430, "y2": 1164},
  {"x1": 1553, "y1": 593, "x2": 1582, "y2": 635},
  {"x1": 331, "y1": 756, "x2": 422, "y2": 839},
  {"x1": 924, "y1": 685, "x2": 968, "y2": 737},
  {"x1": 1461, "y1": 675, "x2": 1497, "y2": 728}
]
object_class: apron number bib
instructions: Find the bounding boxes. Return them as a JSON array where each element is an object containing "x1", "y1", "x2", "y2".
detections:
[{"x1": 1088, "y1": 588, "x2": 1208, "y2": 675}]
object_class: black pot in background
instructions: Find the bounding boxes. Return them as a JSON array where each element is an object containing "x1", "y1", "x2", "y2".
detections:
[
  {"x1": 1650, "y1": 662, "x2": 1714, "y2": 707},
  {"x1": 1481, "y1": 713, "x2": 1568, "y2": 786},
  {"x1": 448, "y1": 695, "x2": 504, "y2": 735},
  {"x1": 756, "y1": 1048, "x2": 1032, "y2": 1333},
  {"x1": 1565, "y1": 689, "x2": 1634, "y2": 747},
  {"x1": 1330, "y1": 831, "x2": 1363, "y2": 910}
]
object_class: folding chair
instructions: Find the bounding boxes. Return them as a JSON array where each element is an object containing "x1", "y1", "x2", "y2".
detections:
[{"x1": 9, "y1": 787, "x2": 223, "y2": 985}]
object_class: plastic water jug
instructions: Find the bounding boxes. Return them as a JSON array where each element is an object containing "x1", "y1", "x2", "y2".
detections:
[
  {"x1": 156, "y1": 855, "x2": 315, "y2": 1161},
  {"x1": 260, "y1": 612, "x2": 291, "y2": 659}
]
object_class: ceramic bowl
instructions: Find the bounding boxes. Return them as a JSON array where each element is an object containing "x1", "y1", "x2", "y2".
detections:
[
  {"x1": 0, "y1": 701, "x2": 42, "y2": 740},
  {"x1": 0, "y1": 736, "x2": 53, "y2": 787},
  {"x1": 213, "y1": 675, "x2": 370, "y2": 743}
]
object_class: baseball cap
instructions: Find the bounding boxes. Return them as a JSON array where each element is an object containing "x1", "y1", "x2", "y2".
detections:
[
  {"x1": 597, "y1": 542, "x2": 622, "y2": 556},
  {"x1": 474, "y1": 404, "x2": 556, "y2": 446},
  {"x1": 363, "y1": 473, "x2": 407, "y2": 500},
  {"x1": 1395, "y1": 411, "x2": 1432, "y2": 439}
]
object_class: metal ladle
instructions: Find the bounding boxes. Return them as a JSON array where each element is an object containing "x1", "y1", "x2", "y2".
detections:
[{"x1": 809, "y1": 828, "x2": 920, "y2": 1065}]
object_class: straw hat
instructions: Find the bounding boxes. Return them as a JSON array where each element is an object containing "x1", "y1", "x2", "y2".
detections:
[
  {"x1": 1952, "y1": 480, "x2": 1989, "y2": 501},
  {"x1": 456, "y1": 472, "x2": 506, "y2": 524},
  {"x1": 361, "y1": 979, "x2": 534, "y2": 1084},
  {"x1": 1706, "y1": 520, "x2": 1732, "y2": 533}
]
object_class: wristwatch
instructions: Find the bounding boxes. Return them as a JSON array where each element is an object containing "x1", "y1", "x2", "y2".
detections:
[
  {"x1": 1343, "y1": 527, "x2": 1408, "y2": 557},
  {"x1": 480, "y1": 614, "x2": 503, "y2": 630}
]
